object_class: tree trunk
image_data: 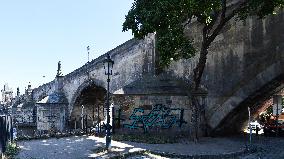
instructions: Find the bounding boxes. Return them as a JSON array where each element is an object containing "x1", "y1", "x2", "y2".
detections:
[
  {"x1": 193, "y1": 41, "x2": 209, "y2": 90},
  {"x1": 192, "y1": 96, "x2": 200, "y2": 142},
  {"x1": 192, "y1": 39, "x2": 209, "y2": 142}
]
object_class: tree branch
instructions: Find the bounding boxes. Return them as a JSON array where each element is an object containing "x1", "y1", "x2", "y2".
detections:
[
  {"x1": 193, "y1": 0, "x2": 249, "y2": 90},
  {"x1": 221, "y1": 0, "x2": 227, "y2": 20},
  {"x1": 193, "y1": 25, "x2": 210, "y2": 90},
  {"x1": 183, "y1": 16, "x2": 192, "y2": 29},
  {"x1": 206, "y1": 10, "x2": 220, "y2": 36},
  {"x1": 207, "y1": 0, "x2": 248, "y2": 44}
]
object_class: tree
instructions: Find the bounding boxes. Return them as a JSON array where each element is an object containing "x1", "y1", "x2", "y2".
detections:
[{"x1": 122, "y1": 0, "x2": 284, "y2": 139}]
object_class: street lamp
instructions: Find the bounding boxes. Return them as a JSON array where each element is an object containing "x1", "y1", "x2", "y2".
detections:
[
  {"x1": 81, "y1": 105, "x2": 84, "y2": 130},
  {"x1": 103, "y1": 53, "x2": 114, "y2": 149}
]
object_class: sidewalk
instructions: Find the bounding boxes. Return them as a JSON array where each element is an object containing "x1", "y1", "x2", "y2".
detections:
[
  {"x1": 16, "y1": 135, "x2": 249, "y2": 159},
  {"x1": 90, "y1": 136, "x2": 247, "y2": 158}
]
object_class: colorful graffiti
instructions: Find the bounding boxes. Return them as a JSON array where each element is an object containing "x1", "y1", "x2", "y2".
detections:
[{"x1": 124, "y1": 104, "x2": 186, "y2": 132}]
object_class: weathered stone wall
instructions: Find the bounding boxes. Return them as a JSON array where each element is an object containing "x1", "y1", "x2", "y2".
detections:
[
  {"x1": 61, "y1": 35, "x2": 156, "y2": 116},
  {"x1": 13, "y1": 103, "x2": 36, "y2": 125},
  {"x1": 36, "y1": 103, "x2": 67, "y2": 131},
  {"x1": 113, "y1": 95, "x2": 192, "y2": 134},
  {"x1": 32, "y1": 80, "x2": 57, "y2": 102},
  {"x1": 167, "y1": 12, "x2": 284, "y2": 133},
  {"x1": 12, "y1": 102, "x2": 37, "y2": 136}
]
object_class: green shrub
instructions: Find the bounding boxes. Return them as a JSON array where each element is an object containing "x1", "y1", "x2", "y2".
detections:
[{"x1": 4, "y1": 142, "x2": 19, "y2": 159}]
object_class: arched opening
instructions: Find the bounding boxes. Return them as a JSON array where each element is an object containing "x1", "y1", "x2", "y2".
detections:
[
  {"x1": 212, "y1": 74, "x2": 284, "y2": 135},
  {"x1": 70, "y1": 83, "x2": 106, "y2": 130}
]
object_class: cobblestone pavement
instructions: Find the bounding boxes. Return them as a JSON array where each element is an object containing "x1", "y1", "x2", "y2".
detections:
[
  {"x1": 16, "y1": 135, "x2": 104, "y2": 159},
  {"x1": 239, "y1": 136, "x2": 284, "y2": 159},
  {"x1": 15, "y1": 135, "x2": 284, "y2": 159},
  {"x1": 126, "y1": 154, "x2": 173, "y2": 159}
]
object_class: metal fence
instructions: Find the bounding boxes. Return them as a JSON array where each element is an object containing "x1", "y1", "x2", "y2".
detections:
[{"x1": 0, "y1": 115, "x2": 13, "y2": 153}]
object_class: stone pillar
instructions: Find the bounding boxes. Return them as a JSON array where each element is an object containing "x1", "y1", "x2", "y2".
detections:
[{"x1": 55, "y1": 76, "x2": 64, "y2": 92}]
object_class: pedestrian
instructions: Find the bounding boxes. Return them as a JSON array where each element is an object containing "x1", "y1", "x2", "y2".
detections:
[
  {"x1": 13, "y1": 127, "x2": 17, "y2": 140},
  {"x1": 256, "y1": 125, "x2": 259, "y2": 135}
]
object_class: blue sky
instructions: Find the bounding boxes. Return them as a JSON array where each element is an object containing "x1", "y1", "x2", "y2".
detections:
[{"x1": 0, "y1": 0, "x2": 133, "y2": 96}]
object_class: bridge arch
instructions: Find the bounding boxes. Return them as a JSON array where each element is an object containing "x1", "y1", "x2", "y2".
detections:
[
  {"x1": 69, "y1": 79, "x2": 106, "y2": 129},
  {"x1": 209, "y1": 61, "x2": 284, "y2": 135}
]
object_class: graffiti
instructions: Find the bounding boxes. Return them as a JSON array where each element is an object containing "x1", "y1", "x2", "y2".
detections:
[{"x1": 124, "y1": 104, "x2": 187, "y2": 132}]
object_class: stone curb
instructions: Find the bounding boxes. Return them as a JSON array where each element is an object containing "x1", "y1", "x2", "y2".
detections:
[{"x1": 109, "y1": 148, "x2": 253, "y2": 159}]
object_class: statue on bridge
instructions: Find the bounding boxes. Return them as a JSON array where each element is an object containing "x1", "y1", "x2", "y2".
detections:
[{"x1": 56, "y1": 61, "x2": 63, "y2": 77}]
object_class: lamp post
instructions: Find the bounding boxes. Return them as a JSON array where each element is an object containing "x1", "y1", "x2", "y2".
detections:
[
  {"x1": 103, "y1": 53, "x2": 114, "y2": 149},
  {"x1": 248, "y1": 106, "x2": 252, "y2": 149},
  {"x1": 81, "y1": 105, "x2": 84, "y2": 130},
  {"x1": 97, "y1": 104, "x2": 100, "y2": 133}
]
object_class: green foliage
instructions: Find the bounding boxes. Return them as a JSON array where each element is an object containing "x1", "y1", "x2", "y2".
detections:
[
  {"x1": 123, "y1": 0, "x2": 198, "y2": 67},
  {"x1": 259, "y1": 105, "x2": 273, "y2": 124},
  {"x1": 4, "y1": 142, "x2": 19, "y2": 159},
  {"x1": 266, "y1": 105, "x2": 273, "y2": 115},
  {"x1": 238, "y1": 0, "x2": 284, "y2": 20},
  {"x1": 123, "y1": 0, "x2": 284, "y2": 67}
]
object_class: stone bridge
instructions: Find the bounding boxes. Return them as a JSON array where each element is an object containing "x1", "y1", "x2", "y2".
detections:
[{"x1": 31, "y1": 12, "x2": 284, "y2": 135}]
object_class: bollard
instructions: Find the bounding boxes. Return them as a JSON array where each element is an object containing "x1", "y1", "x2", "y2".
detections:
[{"x1": 256, "y1": 125, "x2": 259, "y2": 136}]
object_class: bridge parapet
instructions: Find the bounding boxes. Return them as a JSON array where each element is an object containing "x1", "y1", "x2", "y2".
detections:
[
  {"x1": 32, "y1": 80, "x2": 56, "y2": 102},
  {"x1": 31, "y1": 35, "x2": 156, "y2": 105}
]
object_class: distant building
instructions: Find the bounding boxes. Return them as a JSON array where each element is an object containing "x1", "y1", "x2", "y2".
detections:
[
  {"x1": 1, "y1": 83, "x2": 13, "y2": 106},
  {"x1": 12, "y1": 83, "x2": 37, "y2": 136},
  {"x1": 11, "y1": 69, "x2": 68, "y2": 135}
]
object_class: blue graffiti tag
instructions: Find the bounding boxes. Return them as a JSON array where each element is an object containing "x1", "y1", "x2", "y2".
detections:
[
  {"x1": 124, "y1": 104, "x2": 186, "y2": 132},
  {"x1": 124, "y1": 108, "x2": 145, "y2": 130}
]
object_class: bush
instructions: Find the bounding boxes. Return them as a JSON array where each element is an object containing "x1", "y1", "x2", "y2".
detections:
[{"x1": 4, "y1": 142, "x2": 19, "y2": 159}]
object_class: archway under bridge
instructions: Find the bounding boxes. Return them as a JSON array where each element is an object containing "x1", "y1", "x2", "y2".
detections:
[
  {"x1": 212, "y1": 74, "x2": 284, "y2": 136},
  {"x1": 70, "y1": 82, "x2": 106, "y2": 130}
]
